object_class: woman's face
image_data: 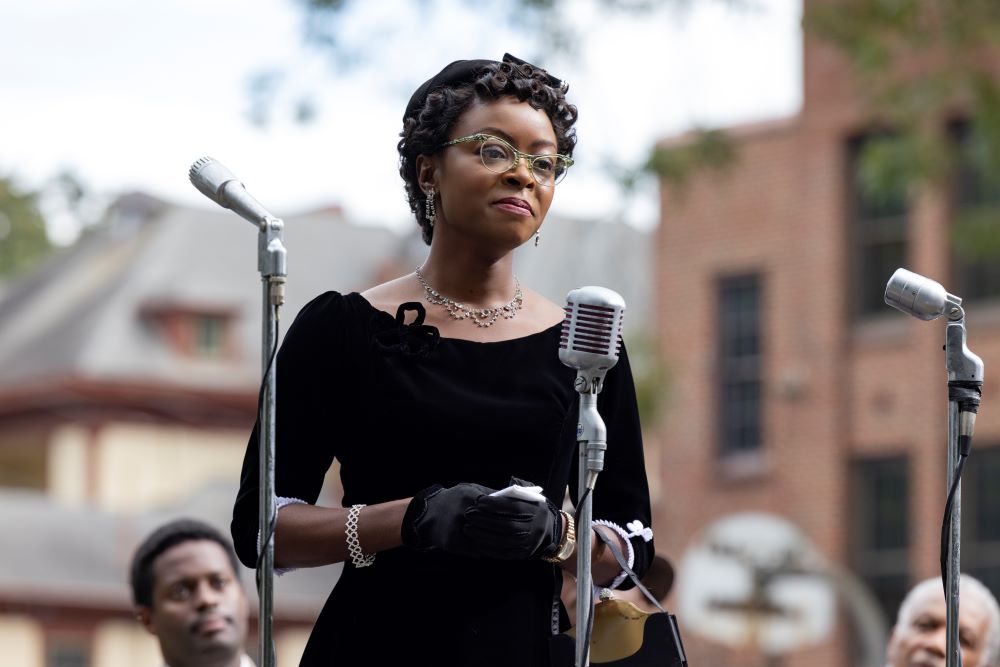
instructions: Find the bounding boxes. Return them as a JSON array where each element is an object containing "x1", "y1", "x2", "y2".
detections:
[{"x1": 424, "y1": 96, "x2": 559, "y2": 250}]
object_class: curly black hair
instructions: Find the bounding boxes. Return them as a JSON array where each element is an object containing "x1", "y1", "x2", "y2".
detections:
[
  {"x1": 129, "y1": 518, "x2": 241, "y2": 607},
  {"x1": 398, "y1": 60, "x2": 578, "y2": 244}
]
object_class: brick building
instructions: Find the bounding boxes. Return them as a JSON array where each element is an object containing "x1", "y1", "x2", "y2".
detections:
[{"x1": 653, "y1": 14, "x2": 1000, "y2": 667}]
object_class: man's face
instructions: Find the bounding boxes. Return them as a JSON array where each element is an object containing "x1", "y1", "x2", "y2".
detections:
[
  {"x1": 137, "y1": 540, "x2": 248, "y2": 667},
  {"x1": 886, "y1": 584, "x2": 991, "y2": 667}
]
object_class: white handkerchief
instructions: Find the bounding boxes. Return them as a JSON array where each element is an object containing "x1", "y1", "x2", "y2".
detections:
[{"x1": 489, "y1": 484, "x2": 546, "y2": 502}]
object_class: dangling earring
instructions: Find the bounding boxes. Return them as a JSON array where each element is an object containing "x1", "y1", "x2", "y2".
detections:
[
  {"x1": 534, "y1": 229, "x2": 541, "y2": 247},
  {"x1": 424, "y1": 187, "x2": 436, "y2": 228}
]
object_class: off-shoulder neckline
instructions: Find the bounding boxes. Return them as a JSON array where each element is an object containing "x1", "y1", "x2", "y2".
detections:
[{"x1": 349, "y1": 291, "x2": 562, "y2": 345}]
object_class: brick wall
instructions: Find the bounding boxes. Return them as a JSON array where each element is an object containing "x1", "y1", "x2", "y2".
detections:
[{"x1": 651, "y1": 28, "x2": 1000, "y2": 667}]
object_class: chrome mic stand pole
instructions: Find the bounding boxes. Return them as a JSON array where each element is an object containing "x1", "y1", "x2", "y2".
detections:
[
  {"x1": 559, "y1": 286, "x2": 625, "y2": 667},
  {"x1": 187, "y1": 157, "x2": 287, "y2": 667},
  {"x1": 576, "y1": 384, "x2": 607, "y2": 667},
  {"x1": 944, "y1": 309, "x2": 983, "y2": 667},
  {"x1": 258, "y1": 217, "x2": 286, "y2": 667},
  {"x1": 558, "y1": 286, "x2": 626, "y2": 667}
]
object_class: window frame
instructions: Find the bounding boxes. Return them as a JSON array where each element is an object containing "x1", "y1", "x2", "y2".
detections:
[
  {"x1": 849, "y1": 454, "x2": 911, "y2": 626},
  {"x1": 846, "y1": 133, "x2": 911, "y2": 321},
  {"x1": 716, "y1": 273, "x2": 764, "y2": 465}
]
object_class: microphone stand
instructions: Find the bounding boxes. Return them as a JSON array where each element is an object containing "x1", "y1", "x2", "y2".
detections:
[
  {"x1": 884, "y1": 268, "x2": 984, "y2": 667},
  {"x1": 257, "y1": 216, "x2": 287, "y2": 667},
  {"x1": 575, "y1": 379, "x2": 607, "y2": 667},
  {"x1": 944, "y1": 307, "x2": 983, "y2": 667},
  {"x1": 187, "y1": 157, "x2": 286, "y2": 667}
]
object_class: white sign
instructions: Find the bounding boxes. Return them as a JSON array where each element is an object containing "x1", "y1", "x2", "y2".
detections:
[{"x1": 677, "y1": 512, "x2": 835, "y2": 655}]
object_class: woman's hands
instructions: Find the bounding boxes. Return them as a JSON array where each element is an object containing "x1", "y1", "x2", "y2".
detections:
[
  {"x1": 400, "y1": 480, "x2": 563, "y2": 560},
  {"x1": 465, "y1": 494, "x2": 561, "y2": 559},
  {"x1": 401, "y1": 483, "x2": 492, "y2": 556}
]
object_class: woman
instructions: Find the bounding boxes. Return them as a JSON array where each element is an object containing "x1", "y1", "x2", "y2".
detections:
[{"x1": 232, "y1": 54, "x2": 655, "y2": 666}]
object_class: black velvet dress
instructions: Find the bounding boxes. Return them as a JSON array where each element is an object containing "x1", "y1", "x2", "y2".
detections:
[{"x1": 231, "y1": 292, "x2": 654, "y2": 666}]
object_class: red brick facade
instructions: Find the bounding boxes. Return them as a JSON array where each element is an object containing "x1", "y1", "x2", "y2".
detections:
[{"x1": 653, "y1": 29, "x2": 1000, "y2": 667}]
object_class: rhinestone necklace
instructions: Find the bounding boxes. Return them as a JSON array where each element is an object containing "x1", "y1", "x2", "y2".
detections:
[{"x1": 414, "y1": 267, "x2": 523, "y2": 328}]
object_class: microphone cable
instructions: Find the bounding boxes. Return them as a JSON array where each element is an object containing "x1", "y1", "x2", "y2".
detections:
[{"x1": 939, "y1": 382, "x2": 981, "y2": 604}]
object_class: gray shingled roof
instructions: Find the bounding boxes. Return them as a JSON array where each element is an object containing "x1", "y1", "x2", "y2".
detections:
[
  {"x1": 0, "y1": 485, "x2": 337, "y2": 619},
  {"x1": 514, "y1": 216, "x2": 653, "y2": 332},
  {"x1": 388, "y1": 217, "x2": 653, "y2": 332},
  {"x1": 0, "y1": 195, "x2": 652, "y2": 389},
  {"x1": 0, "y1": 193, "x2": 403, "y2": 390}
]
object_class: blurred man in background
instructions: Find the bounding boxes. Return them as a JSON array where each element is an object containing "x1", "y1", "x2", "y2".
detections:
[
  {"x1": 130, "y1": 518, "x2": 252, "y2": 667},
  {"x1": 886, "y1": 574, "x2": 1000, "y2": 667}
]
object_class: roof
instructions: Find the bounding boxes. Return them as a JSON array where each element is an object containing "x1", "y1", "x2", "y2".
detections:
[
  {"x1": 513, "y1": 215, "x2": 653, "y2": 332},
  {"x1": 0, "y1": 193, "x2": 403, "y2": 393},
  {"x1": 0, "y1": 485, "x2": 337, "y2": 620},
  {"x1": 387, "y1": 215, "x2": 654, "y2": 333}
]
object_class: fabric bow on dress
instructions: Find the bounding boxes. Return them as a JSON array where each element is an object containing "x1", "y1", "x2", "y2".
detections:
[{"x1": 372, "y1": 302, "x2": 440, "y2": 358}]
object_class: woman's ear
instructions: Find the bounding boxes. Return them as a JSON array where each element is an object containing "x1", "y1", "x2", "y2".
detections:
[{"x1": 416, "y1": 155, "x2": 438, "y2": 193}]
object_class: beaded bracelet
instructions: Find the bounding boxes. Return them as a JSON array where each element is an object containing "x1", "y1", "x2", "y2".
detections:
[{"x1": 346, "y1": 504, "x2": 375, "y2": 568}]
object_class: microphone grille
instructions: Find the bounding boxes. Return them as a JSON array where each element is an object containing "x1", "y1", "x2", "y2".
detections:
[
  {"x1": 559, "y1": 302, "x2": 623, "y2": 355},
  {"x1": 559, "y1": 287, "x2": 625, "y2": 361},
  {"x1": 189, "y1": 156, "x2": 215, "y2": 184}
]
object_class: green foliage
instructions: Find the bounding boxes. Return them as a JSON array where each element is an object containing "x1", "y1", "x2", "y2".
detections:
[
  {"x1": 967, "y1": 75, "x2": 1000, "y2": 178},
  {"x1": 952, "y1": 205, "x2": 1000, "y2": 262},
  {"x1": 0, "y1": 178, "x2": 52, "y2": 278},
  {"x1": 805, "y1": 0, "x2": 1000, "y2": 208},
  {"x1": 853, "y1": 133, "x2": 946, "y2": 204},
  {"x1": 302, "y1": 0, "x2": 347, "y2": 8},
  {"x1": 624, "y1": 331, "x2": 672, "y2": 428},
  {"x1": 260, "y1": 0, "x2": 743, "y2": 125},
  {"x1": 644, "y1": 128, "x2": 738, "y2": 193}
]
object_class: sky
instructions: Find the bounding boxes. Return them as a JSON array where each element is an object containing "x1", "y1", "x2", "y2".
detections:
[{"x1": 0, "y1": 0, "x2": 802, "y2": 244}]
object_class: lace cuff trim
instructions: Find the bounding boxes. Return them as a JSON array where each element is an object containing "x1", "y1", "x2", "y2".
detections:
[
  {"x1": 592, "y1": 518, "x2": 653, "y2": 589},
  {"x1": 257, "y1": 496, "x2": 307, "y2": 576}
]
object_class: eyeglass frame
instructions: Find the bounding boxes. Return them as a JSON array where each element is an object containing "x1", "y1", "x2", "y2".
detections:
[{"x1": 438, "y1": 133, "x2": 574, "y2": 186}]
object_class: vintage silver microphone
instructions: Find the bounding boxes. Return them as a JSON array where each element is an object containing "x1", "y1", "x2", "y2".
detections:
[
  {"x1": 885, "y1": 268, "x2": 982, "y2": 441},
  {"x1": 885, "y1": 267, "x2": 963, "y2": 321},
  {"x1": 559, "y1": 286, "x2": 625, "y2": 667},
  {"x1": 559, "y1": 286, "x2": 626, "y2": 480},
  {"x1": 560, "y1": 286, "x2": 625, "y2": 383},
  {"x1": 189, "y1": 157, "x2": 278, "y2": 226}
]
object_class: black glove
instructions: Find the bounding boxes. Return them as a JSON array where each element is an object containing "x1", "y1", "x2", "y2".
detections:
[
  {"x1": 463, "y1": 482, "x2": 562, "y2": 560},
  {"x1": 400, "y1": 483, "x2": 494, "y2": 556}
]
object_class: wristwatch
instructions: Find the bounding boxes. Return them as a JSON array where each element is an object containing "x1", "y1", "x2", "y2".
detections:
[{"x1": 542, "y1": 511, "x2": 577, "y2": 564}]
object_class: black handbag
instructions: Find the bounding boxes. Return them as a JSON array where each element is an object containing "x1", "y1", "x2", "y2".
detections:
[{"x1": 547, "y1": 526, "x2": 688, "y2": 666}]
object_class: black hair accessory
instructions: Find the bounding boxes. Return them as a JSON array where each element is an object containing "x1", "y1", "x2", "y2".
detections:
[{"x1": 403, "y1": 53, "x2": 568, "y2": 122}]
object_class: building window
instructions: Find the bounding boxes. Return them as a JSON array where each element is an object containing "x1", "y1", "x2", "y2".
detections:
[
  {"x1": 47, "y1": 639, "x2": 88, "y2": 667},
  {"x1": 139, "y1": 302, "x2": 236, "y2": 359},
  {"x1": 717, "y1": 274, "x2": 762, "y2": 459},
  {"x1": 848, "y1": 134, "x2": 910, "y2": 319},
  {"x1": 0, "y1": 431, "x2": 48, "y2": 490},
  {"x1": 962, "y1": 446, "x2": 1000, "y2": 597},
  {"x1": 194, "y1": 314, "x2": 226, "y2": 357},
  {"x1": 851, "y1": 456, "x2": 910, "y2": 624},
  {"x1": 950, "y1": 122, "x2": 1000, "y2": 303}
]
